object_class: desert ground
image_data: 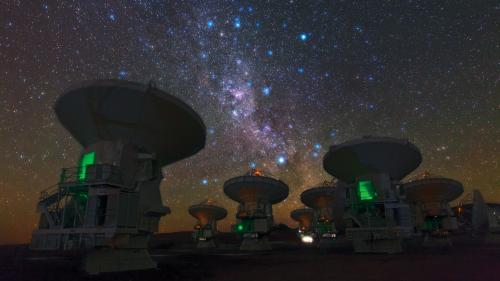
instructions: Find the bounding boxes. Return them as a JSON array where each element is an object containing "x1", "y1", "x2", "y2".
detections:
[{"x1": 1, "y1": 229, "x2": 499, "y2": 281}]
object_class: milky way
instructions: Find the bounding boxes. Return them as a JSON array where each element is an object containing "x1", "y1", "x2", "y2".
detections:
[{"x1": 0, "y1": 1, "x2": 499, "y2": 244}]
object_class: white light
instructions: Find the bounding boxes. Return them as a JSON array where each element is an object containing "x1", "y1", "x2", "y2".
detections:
[
  {"x1": 322, "y1": 233, "x2": 337, "y2": 238},
  {"x1": 276, "y1": 155, "x2": 286, "y2": 165},
  {"x1": 301, "y1": 235, "x2": 314, "y2": 244}
]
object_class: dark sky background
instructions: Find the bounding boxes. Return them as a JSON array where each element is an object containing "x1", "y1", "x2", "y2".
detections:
[{"x1": 0, "y1": 1, "x2": 498, "y2": 244}]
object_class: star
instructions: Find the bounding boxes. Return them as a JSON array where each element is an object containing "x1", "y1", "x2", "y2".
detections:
[
  {"x1": 262, "y1": 86, "x2": 271, "y2": 96},
  {"x1": 108, "y1": 13, "x2": 117, "y2": 22},
  {"x1": 0, "y1": 1, "x2": 497, "y2": 244},
  {"x1": 234, "y1": 17, "x2": 241, "y2": 29},
  {"x1": 118, "y1": 70, "x2": 128, "y2": 79},
  {"x1": 276, "y1": 155, "x2": 287, "y2": 165}
]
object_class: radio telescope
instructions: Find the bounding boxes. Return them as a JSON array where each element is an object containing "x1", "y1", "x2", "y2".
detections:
[
  {"x1": 404, "y1": 172, "x2": 463, "y2": 247},
  {"x1": 189, "y1": 199, "x2": 227, "y2": 248},
  {"x1": 323, "y1": 136, "x2": 421, "y2": 253},
  {"x1": 30, "y1": 80, "x2": 206, "y2": 274},
  {"x1": 224, "y1": 169, "x2": 289, "y2": 251}
]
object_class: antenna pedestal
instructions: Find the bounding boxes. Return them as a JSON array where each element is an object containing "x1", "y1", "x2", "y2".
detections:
[{"x1": 193, "y1": 227, "x2": 218, "y2": 249}]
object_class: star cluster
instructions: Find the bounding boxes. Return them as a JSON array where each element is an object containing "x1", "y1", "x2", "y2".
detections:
[{"x1": 0, "y1": 1, "x2": 498, "y2": 244}]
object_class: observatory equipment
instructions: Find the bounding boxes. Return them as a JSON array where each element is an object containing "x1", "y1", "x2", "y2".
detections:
[
  {"x1": 471, "y1": 190, "x2": 490, "y2": 234},
  {"x1": 455, "y1": 190, "x2": 500, "y2": 243},
  {"x1": 290, "y1": 208, "x2": 315, "y2": 244},
  {"x1": 323, "y1": 136, "x2": 421, "y2": 253},
  {"x1": 224, "y1": 169, "x2": 289, "y2": 251},
  {"x1": 300, "y1": 180, "x2": 346, "y2": 248},
  {"x1": 404, "y1": 172, "x2": 463, "y2": 247},
  {"x1": 30, "y1": 80, "x2": 206, "y2": 274},
  {"x1": 189, "y1": 199, "x2": 227, "y2": 248}
]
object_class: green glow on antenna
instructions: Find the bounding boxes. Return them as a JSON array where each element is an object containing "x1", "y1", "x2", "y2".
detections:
[
  {"x1": 237, "y1": 224, "x2": 244, "y2": 232},
  {"x1": 358, "y1": 180, "x2": 377, "y2": 201},
  {"x1": 79, "y1": 151, "x2": 95, "y2": 181}
]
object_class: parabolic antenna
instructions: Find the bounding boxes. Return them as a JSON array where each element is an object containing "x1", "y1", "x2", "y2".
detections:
[
  {"x1": 31, "y1": 79, "x2": 207, "y2": 274},
  {"x1": 301, "y1": 186, "x2": 336, "y2": 210},
  {"x1": 55, "y1": 80, "x2": 206, "y2": 166},
  {"x1": 224, "y1": 169, "x2": 289, "y2": 251},
  {"x1": 223, "y1": 170, "x2": 289, "y2": 205},
  {"x1": 189, "y1": 199, "x2": 227, "y2": 225},
  {"x1": 404, "y1": 174, "x2": 463, "y2": 203},
  {"x1": 323, "y1": 136, "x2": 422, "y2": 183},
  {"x1": 300, "y1": 181, "x2": 342, "y2": 222},
  {"x1": 290, "y1": 208, "x2": 315, "y2": 228}
]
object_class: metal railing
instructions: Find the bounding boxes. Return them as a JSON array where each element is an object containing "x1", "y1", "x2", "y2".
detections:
[
  {"x1": 39, "y1": 184, "x2": 59, "y2": 202},
  {"x1": 59, "y1": 164, "x2": 123, "y2": 186},
  {"x1": 38, "y1": 164, "x2": 124, "y2": 205}
]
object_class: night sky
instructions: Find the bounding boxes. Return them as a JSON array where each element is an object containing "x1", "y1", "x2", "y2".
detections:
[{"x1": 1, "y1": 1, "x2": 499, "y2": 244}]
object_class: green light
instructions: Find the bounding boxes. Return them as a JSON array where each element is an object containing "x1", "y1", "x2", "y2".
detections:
[
  {"x1": 317, "y1": 221, "x2": 333, "y2": 234},
  {"x1": 194, "y1": 229, "x2": 203, "y2": 240},
  {"x1": 74, "y1": 192, "x2": 88, "y2": 205},
  {"x1": 425, "y1": 217, "x2": 442, "y2": 230},
  {"x1": 235, "y1": 219, "x2": 253, "y2": 233},
  {"x1": 76, "y1": 192, "x2": 88, "y2": 200},
  {"x1": 358, "y1": 180, "x2": 377, "y2": 201},
  {"x1": 78, "y1": 151, "x2": 95, "y2": 181},
  {"x1": 237, "y1": 224, "x2": 244, "y2": 232}
]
